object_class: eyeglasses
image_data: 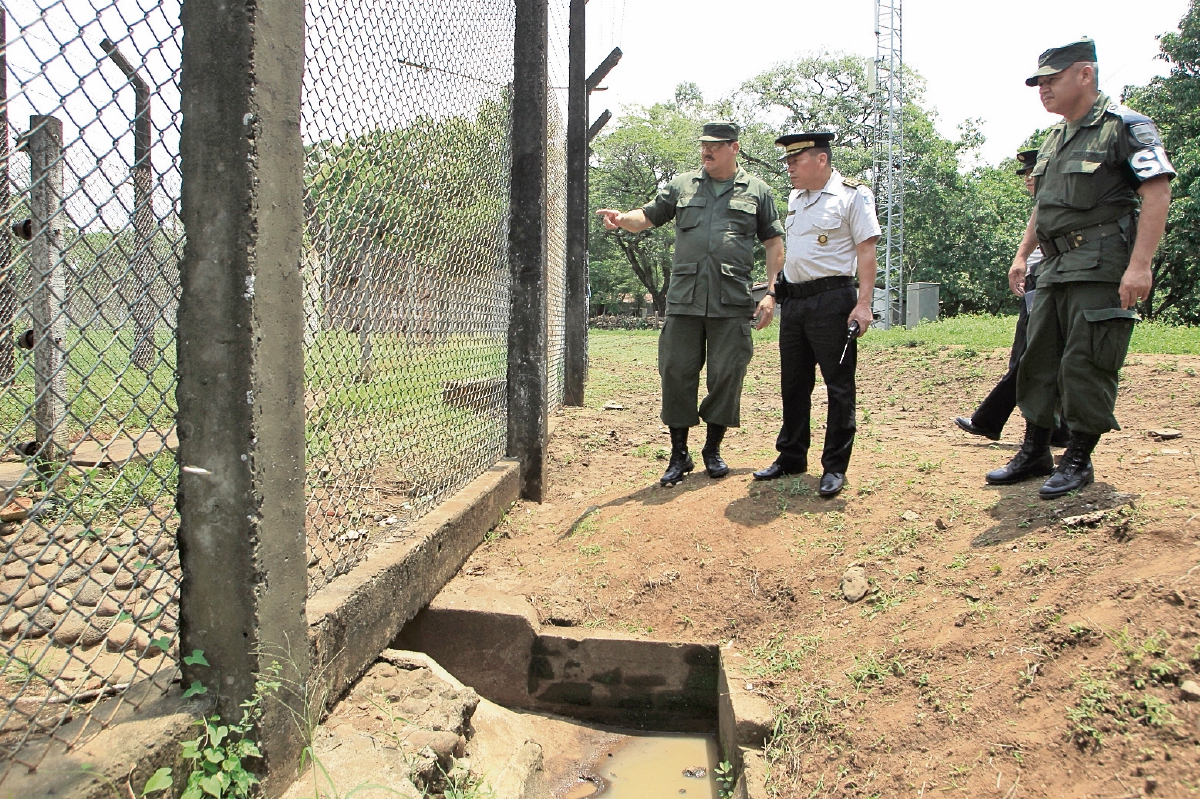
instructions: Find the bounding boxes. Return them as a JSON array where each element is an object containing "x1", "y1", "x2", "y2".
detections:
[{"x1": 699, "y1": 141, "x2": 732, "y2": 151}]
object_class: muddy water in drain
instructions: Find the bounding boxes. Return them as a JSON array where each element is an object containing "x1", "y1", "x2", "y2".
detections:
[{"x1": 562, "y1": 734, "x2": 719, "y2": 798}]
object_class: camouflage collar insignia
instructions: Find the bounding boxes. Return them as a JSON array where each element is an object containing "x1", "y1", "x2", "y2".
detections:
[{"x1": 842, "y1": 177, "x2": 865, "y2": 188}]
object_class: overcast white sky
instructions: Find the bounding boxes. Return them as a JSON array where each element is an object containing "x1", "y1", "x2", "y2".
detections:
[{"x1": 587, "y1": 0, "x2": 1190, "y2": 165}]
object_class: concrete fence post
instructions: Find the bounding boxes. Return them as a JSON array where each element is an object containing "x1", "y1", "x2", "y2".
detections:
[
  {"x1": 177, "y1": 0, "x2": 309, "y2": 792},
  {"x1": 26, "y1": 115, "x2": 67, "y2": 459},
  {"x1": 507, "y1": 0, "x2": 549, "y2": 501},
  {"x1": 101, "y1": 39, "x2": 159, "y2": 372},
  {"x1": 563, "y1": 0, "x2": 588, "y2": 407}
]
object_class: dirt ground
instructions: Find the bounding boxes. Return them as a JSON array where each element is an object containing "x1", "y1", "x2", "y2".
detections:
[{"x1": 448, "y1": 329, "x2": 1200, "y2": 798}]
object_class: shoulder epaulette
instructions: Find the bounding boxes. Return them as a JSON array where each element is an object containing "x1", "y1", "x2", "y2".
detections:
[
  {"x1": 1107, "y1": 103, "x2": 1152, "y2": 126},
  {"x1": 842, "y1": 177, "x2": 865, "y2": 188}
]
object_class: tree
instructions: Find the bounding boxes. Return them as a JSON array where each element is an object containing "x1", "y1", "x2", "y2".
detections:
[
  {"x1": 1123, "y1": 0, "x2": 1200, "y2": 323},
  {"x1": 588, "y1": 54, "x2": 1037, "y2": 318},
  {"x1": 739, "y1": 54, "x2": 1029, "y2": 315}
]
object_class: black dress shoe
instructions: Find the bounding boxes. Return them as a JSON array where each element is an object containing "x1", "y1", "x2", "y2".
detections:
[
  {"x1": 752, "y1": 462, "x2": 804, "y2": 481},
  {"x1": 818, "y1": 472, "x2": 845, "y2": 497},
  {"x1": 955, "y1": 416, "x2": 1000, "y2": 441}
]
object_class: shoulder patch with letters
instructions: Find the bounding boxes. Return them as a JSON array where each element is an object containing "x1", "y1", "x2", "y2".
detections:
[{"x1": 1109, "y1": 106, "x2": 1175, "y2": 182}]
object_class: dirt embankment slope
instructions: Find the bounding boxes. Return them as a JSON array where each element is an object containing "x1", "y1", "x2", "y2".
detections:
[{"x1": 451, "y1": 330, "x2": 1200, "y2": 798}]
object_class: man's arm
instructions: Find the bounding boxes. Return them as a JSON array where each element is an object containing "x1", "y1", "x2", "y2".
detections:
[
  {"x1": 754, "y1": 235, "x2": 784, "y2": 330},
  {"x1": 1120, "y1": 175, "x2": 1171, "y2": 309},
  {"x1": 850, "y1": 236, "x2": 879, "y2": 336},
  {"x1": 1009, "y1": 209, "x2": 1039, "y2": 297},
  {"x1": 595, "y1": 208, "x2": 655, "y2": 233}
]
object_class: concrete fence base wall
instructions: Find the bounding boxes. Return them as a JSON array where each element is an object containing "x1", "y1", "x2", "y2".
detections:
[{"x1": 19, "y1": 459, "x2": 519, "y2": 799}]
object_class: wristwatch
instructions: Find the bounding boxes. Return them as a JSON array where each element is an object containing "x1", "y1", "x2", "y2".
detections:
[{"x1": 765, "y1": 290, "x2": 776, "y2": 298}]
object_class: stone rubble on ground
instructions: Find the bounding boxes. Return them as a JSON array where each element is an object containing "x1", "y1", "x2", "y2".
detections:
[
  {"x1": 841, "y1": 566, "x2": 869, "y2": 603},
  {"x1": 0, "y1": 516, "x2": 181, "y2": 650}
]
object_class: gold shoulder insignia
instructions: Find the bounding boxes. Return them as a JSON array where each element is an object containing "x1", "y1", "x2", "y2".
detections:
[{"x1": 842, "y1": 177, "x2": 865, "y2": 188}]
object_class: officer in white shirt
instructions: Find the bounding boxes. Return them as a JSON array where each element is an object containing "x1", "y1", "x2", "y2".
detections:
[{"x1": 753, "y1": 132, "x2": 881, "y2": 498}]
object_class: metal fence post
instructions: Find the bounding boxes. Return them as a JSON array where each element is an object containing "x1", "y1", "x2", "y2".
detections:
[
  {"x1": 563, "y1": 0, "x2": 587, "y2": 407},
  {"x1": 177, "y1": 0, "x2": 308, "y2": 790},
  {"x1": 26, "y1": 115, "x2": 66, "y2": 459},
  {"x1": 101, "y1": 39, "x2": 159, "y2": 372},
  {"x1": 508, "y1": 0, "x2": 549, "y2": 501},
  {"x1": 0, "y1": 10, "x2": 14, "y2": 382}
]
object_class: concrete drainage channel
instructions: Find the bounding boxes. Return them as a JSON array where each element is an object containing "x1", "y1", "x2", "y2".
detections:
[{"x1": 288, "y1": 589, "x2": 773, "y2": 799}]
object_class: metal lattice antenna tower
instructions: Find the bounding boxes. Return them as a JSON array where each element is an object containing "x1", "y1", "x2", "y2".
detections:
[{"x1": 872, "y1": 0, "x2": 904, "y2": 328}]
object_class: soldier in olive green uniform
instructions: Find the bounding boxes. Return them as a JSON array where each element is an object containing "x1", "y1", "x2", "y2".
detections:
[
  {"x1": 597, "y1": 121, "x2": 785, "y2": 486},
  {"x1": 986, "y1": 39, "x2": 1174, "y2": 499}
]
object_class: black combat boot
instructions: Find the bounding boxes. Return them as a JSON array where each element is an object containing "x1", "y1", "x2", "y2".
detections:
[
  {"x1": 1050, "y1": 419, "x2": 1072, "y2": 448},
  {"x1": 701, "y1": 424, "x2": 730, "y2": 478},
  {"x1": 660, "y1": 427, "x2": 694, "y2": 486},
  {"x1": 985, "y1": 422, "x2": 1054, "y2": 485},
  {"x1": 1038, "y1": 432, "x2": 1099, "y2": 499}
]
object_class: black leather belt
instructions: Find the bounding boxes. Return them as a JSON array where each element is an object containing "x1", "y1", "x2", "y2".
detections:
[
  {"x1": 1038, "y1": 219, "x2": 1125, "y2": 259},
  {"x1": 778, "y1": 275, "x2": 855, "y2": 299}
]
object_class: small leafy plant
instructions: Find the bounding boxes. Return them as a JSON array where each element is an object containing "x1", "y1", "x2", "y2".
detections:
[
  {"x1": 713, "y1": 759, "x2": 736, "y2": 799},
  {"x1": 151, "y1": 649, "x2": 282, "y2": 799}
]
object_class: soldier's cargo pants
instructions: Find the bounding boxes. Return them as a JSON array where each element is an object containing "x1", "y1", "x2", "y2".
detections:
[
  {"x1": 658, "y1": 315, "x2": 754, "y2": 428},
  {"x1": 1017, "y1": 281, "x2": 1138, "y2": 436}
]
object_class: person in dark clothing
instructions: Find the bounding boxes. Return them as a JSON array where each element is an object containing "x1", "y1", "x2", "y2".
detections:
[{"x1": 955, "y1": 149, "x2": 1070, "y2": 447}]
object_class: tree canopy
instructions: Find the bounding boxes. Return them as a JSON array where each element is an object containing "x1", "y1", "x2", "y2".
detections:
[
  {"x1": 1124, "y1": 0, "x2": 1200, "y2": 324},
  {"x1": 589, "y1": 53, "x2": 1033, "y2": 318},
  {"x1": 590, "y1": 6, "x2": 1200, "y2": 323}
]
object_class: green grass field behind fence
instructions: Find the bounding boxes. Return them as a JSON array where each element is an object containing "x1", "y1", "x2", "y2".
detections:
[
  {"x1": 0, "y1": 329, "x2": 178, "y2": 444},
  {"x1": 592, "y1": 315, "x2": 1200, "y2": 355}
]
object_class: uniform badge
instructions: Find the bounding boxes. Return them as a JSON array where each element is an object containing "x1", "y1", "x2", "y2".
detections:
[
  {"x1": 1129, "y1": 122, "x2": 1161, "y2": 146},
  {"x1": 817, "y1": 234, "x2": 829, "y2": 245}
]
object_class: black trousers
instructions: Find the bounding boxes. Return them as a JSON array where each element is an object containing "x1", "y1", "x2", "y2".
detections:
[
  {"x1": 970, "y1": 289, "x2": 1070, "y2": 440},
  {"x1": 774, "y1": 286, "x2": 857, "y2": 474},
  {"x1": 969, "y1": 292, "x2": 1032, "y2": 438}
]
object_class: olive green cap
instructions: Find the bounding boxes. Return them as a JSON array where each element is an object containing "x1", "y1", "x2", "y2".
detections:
[
  {"x1": 1026, "y1": 38, "x2": 1097, "y2": 86},
  {"x1": 698, "y1": 120, "x2": 739, "y2": 142},
  {"x1": 1015, "y1": 149, "x2": 1040, "y2": 174}
]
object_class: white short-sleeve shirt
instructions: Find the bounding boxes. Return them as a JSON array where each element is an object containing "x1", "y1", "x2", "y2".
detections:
[{"x1": 782, "y1": 170, "x2": 882, "y2": 283}]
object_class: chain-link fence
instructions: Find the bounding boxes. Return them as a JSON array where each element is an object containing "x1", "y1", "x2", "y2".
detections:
[
  {"x1": 546, "y1": 0, "x2": 570, "y2": 410},
  {"x1": 0, "y1": 0, "x2": 574, "y2": 777},
  {"x1": 0, "y1": 0, "x2": 183, "y2": 779},
  {"x1": 301, "y1": 0, "x2": 572, "y2": 592}
]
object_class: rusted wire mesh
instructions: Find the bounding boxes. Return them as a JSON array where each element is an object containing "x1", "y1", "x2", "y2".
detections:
[
  {"x1": 546, "y1": 0, "x2": 570, "y2": 411},
  {"x1": 0, "y1": 0, "x2": 183, "y2": 779},
  {"x1": 301, "y1": 0, "x2": 570, "y2": 591},
  {"x1": 0, "y1": 0, "x2": 574, "y2": 776}
]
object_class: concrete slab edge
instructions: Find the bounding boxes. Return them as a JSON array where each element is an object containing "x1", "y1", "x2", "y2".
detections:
[
  {"x1": 6, "y1": 459, "x2": 517, "y2": 799},
  {"x1": 306, "y1": 459, "x2": 520, "y2": 715},
  {"x1": 719, "y1": 649, "x2": 775, "y2": 799},
  {"x1": 2, "y1": 679, "x2": 202, "y2": 799}
]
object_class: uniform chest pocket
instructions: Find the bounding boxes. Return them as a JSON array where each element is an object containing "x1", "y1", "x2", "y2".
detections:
[
  {"x1": 726, "y1": 196, "x2": 758, "y2": 235},
  {"x1": 676, "y1": 196, "x2": 707, "y2": 231},
  {"x1": 810, "y1": 214, "x2": 842, "y2": 234},
  {"x1": 1056, "y1": 159, "x2": 1103, "y2": 208}
]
